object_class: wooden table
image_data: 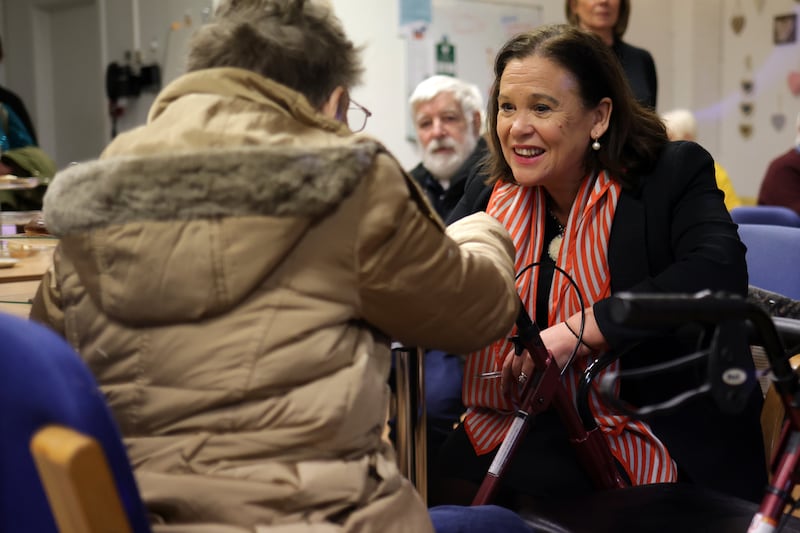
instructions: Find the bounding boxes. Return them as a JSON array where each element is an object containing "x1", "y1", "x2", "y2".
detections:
[
  {"x1": 0, "y1": 236, "x2": 57, "y2": 318},
  {"x1": 0, "y1": 280, "x2": 41, "y2": 318},
  {"x1": 0, "y1": 248, "x2": 54, "y2": 282}
]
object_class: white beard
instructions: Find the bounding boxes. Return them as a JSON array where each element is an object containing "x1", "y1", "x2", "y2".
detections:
[{"x1": 421, "y1": 130, "x2": 479, "y2": 186}]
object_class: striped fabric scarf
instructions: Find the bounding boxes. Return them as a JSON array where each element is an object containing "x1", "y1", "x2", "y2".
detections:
[{"x1": 462, "y1": 171, "x2": 677, "y2": 486}]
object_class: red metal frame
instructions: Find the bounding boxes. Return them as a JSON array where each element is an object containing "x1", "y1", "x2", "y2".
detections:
[
  {"x1": 746, "y1": 308, "x2": 800, "y2": 531},
  {"x1": 603, "y1": 293, "x2": 800, "y2": 531},
  {"x1": 471, "y1": 308, "x2": 627, "y2": 506},
  {"x1": 471, "y1": 290, "x2": 800, "y2": 528}
]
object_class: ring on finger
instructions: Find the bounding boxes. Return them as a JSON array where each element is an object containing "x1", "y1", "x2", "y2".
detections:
[{"x1": 518, "y1": 371, "x2": 528, "y2": 384}]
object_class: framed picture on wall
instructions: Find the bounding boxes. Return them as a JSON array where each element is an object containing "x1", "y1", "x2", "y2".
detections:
[{"x1": 774, "y1": 13, "x2": 797, "y2": 45}]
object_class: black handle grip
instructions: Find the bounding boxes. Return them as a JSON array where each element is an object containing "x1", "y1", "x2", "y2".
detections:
[
  {"x1": 605, "y1": 290, "x2": 799, "y2": 416},
  {"x1": 608, "y1": 290, "x2": 750, "y2": 327}
]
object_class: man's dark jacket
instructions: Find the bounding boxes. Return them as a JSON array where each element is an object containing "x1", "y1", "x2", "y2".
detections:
[{"x1": 410, "y1": 137, "x2": 487, "y2": 220}]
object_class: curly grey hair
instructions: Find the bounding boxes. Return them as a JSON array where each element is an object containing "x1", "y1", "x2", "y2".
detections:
[{"x1": 408, "y1": 75, "x2": 485, "y2": 135}]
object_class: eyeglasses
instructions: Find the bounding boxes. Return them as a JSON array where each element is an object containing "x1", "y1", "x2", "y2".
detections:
[{"x1": 347, "y1": 99, "x2": 372, "y2": 133}]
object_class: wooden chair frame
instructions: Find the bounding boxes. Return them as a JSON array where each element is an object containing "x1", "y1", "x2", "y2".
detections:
[{"x1": 30, "y1": 425, "x2": 133, "y2": 533}]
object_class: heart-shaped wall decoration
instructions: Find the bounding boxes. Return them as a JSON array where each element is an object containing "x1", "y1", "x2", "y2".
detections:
[
  {"x1": 739, "y1": 123, "x2": 753, "y2": 138},
  {"x1": 772, "y1": 113, "x2": 787, "y2": 131},
  {"x1": 740, "y1": 102, "x2": 754, "y2": 115},
  {"x1": 731, "y1": 15, "x2": 745, "y2": 34},
  {"x1": 788, "y1": 71, "x2": 800, "y2": 96},
  {"x1": 741, "y1": 79, "x2": 754, "y2": 93}
]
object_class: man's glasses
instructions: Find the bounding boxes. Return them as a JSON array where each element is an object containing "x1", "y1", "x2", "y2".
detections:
[{"x1": 347, "y1": 99, "x2": 372, "y2": 133}]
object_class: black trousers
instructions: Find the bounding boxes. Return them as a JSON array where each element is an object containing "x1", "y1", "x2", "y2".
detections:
[{"x1": 430, "y1": 408, "x2": 599, "y2": 508}]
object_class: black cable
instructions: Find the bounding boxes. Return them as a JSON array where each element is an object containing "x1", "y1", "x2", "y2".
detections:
[{"x1": 515, "y1": 261, "x2": 586, "y2": 376}]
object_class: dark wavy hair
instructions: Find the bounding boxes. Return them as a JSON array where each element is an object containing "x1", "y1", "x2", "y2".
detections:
[
  {"x1": 485, "y1": 24, "x2": 667, "y2": 188},
  {"x1": 187, "y1": 0, "x2": 363, "y2": 109},
  {"x1": 564, "y1": 0, "x2": 630, "y2": 40}
]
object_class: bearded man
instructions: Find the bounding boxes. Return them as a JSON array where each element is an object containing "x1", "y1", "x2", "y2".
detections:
[{"x1": 409, "y1": 75, "x2": 488, "y2": 220}]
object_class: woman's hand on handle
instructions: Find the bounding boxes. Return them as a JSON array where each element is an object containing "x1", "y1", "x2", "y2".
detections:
[{"x1": 500, "y1": 348, "x2": 535, "y2": 396}]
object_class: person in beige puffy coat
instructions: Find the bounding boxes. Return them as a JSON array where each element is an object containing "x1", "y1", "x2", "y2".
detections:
[{"x1": 29, "y1": 1, "x2": 519, "y2": 531}]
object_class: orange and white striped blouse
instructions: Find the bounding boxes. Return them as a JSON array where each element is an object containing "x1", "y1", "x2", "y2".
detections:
[{"x1": 462, "y1": 171, "x2": 677, "y2": 486}]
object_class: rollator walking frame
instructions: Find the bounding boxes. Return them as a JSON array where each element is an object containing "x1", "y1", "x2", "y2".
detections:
[
  {"x1": 471, "y1": 302, "x2": 627, "y2": 506},
  {"x1": 472, "y1": 289, "x2": 800, "y2": 532},
  {"x1": 604, "y1": 291, "x2": 800, "y2": 532},
  {"x1": 395, "y1": 282, "x2": 800, "y2": 529}
]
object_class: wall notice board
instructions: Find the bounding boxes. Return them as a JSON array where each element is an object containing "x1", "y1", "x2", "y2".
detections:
[{"x1": 405, "y1": 0, "x2": 544, "y2": 139}]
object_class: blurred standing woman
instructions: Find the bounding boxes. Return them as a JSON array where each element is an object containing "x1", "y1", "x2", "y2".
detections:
[
  {"x1": 566, "y1": 0, "x2": 657, "y2": 109},
  {"x1": 432, "y1": 24, "x2": 765, "y2": 508}
]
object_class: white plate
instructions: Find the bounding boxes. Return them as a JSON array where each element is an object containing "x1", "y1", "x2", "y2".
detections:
[{"x1": 0, "y1": 257, "x2": 19, "y2": 268}]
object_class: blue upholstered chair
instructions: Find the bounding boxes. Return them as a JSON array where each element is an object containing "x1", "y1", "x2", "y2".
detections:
[
  {"x1": 730, "y1": 205, "x2": 800, "y2": 227},
  {"x1": 0, "y1": 313, "x2": 151, "y2": 533},
  {"x1": 430, "y1": 505, "x2": 535, "y2": 533},
  {"x1": 737, "y1": 223, "x2": 800, "y2": 300}
]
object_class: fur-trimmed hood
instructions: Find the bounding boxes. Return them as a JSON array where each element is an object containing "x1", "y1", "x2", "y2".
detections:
[
  {"x1": 46, "y1": 143, "x2": 379, "y2": 234},
  {"x1": 44, "y1": 142, "x2": 380, "y2": 324}
]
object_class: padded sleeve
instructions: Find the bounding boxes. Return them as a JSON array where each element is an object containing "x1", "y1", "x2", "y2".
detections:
[{"x1": 357, "y1": 153, "x2": 519, "y2": 354}]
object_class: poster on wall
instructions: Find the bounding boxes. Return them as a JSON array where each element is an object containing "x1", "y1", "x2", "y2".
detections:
[{"x1": 403, "y1": 0, "x2": 544, "y2": 141}]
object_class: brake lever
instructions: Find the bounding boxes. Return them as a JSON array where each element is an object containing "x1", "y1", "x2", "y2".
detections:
[{"x1": 599, "y1": 371, "x2": 711, "y2": 419}]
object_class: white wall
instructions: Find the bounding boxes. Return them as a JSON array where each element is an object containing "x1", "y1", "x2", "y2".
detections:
[
  {"x1": 717, "y1": 0, "x2": 800, "y2": 198},
  {"x1": 330, "y1": 0, "x2": 415, "y2": 167},
  {"x1": 1, "y1": 0, "x2": 798, "y2": 198},
  {"x1": 2, "y1": 0, "x2": 106, "y2": 168},
  {"x1": 103, "y1": 0, "x2": 213, "y2": 142},
  {"x1": 47, "y1": 2, "x2": 105, "y2": 165}
]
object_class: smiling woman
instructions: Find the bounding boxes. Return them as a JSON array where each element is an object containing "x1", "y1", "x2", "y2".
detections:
[
  {"x1": 430, "y1": 23, "x2": 766, "y2": 509},
  {"x1": 494, "y1": 54, "x2": 611, "y2": 213}
]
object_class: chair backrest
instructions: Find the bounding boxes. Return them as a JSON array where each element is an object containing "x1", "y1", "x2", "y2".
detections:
[
  {"x1": 0, "y1": 313, "x2": 151, "y2": 533},
  {"x1": 31, "y1": 425, "x2": 133, "y2": 533},
  {"x1": 731, "y1": 205, "x2": 800, "y2": 227},
  {"x1": 392, "y1": 344, "x2": 428, "y2": 503},
  {"x1": 738, "y1": 223, "x2": 800, "y2": 300}
]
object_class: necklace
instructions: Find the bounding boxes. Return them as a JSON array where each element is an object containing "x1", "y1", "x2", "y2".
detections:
[{"x1": 546, "y1": 209, "x2": 566, "y2": 262}]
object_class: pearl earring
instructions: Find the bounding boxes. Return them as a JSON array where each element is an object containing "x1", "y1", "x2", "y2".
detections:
[{"x1": 592, "y1": 137, "x2": 601, "y2": 151}]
